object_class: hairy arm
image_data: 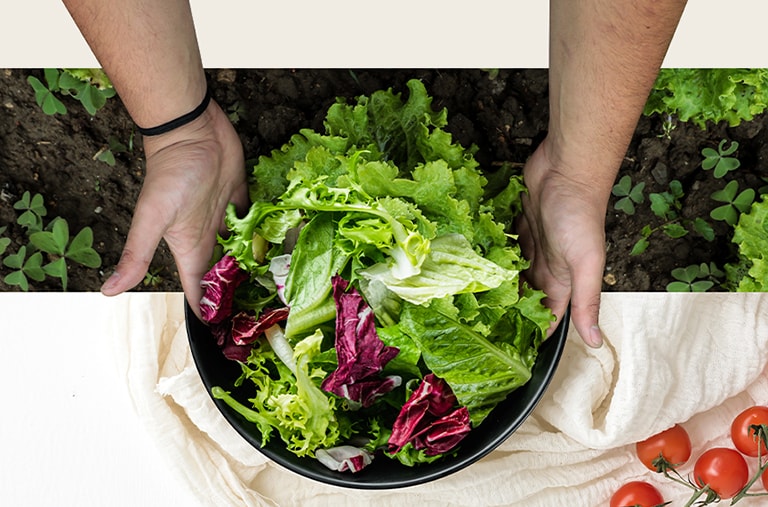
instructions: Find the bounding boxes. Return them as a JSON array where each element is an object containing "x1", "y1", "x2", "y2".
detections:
[
  {"x1": 62, "y1": 0, "x2": 247, "y2": 315},
  {"x1": 520, "y1": 0, "x2": 687, "y2": 346},
  {"x1": 62, "y1": 0, "x2": 207, "y2": 126}
]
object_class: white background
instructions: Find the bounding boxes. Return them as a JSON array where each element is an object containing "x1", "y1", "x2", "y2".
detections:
[{"x1": 2, "y1": 1, "x2": 768, "y2": 68}]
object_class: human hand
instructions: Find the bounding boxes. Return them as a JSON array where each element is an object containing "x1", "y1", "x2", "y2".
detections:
[
  {"x1": 100, "y1": 99, "x2": 248, "y2": 319},
  {"x1": 517, "y1": 138, "x2": 608, "y2": 348}
]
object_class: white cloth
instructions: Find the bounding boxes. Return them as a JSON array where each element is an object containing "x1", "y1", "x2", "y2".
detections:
[{"x1": 111, "y1": 293, "x2": 768, "y2": 506}]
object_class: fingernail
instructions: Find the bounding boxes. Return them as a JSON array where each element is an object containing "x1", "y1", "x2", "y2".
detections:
[
  {"x1": 101, "y1": 271, "x2": 120, "y2": 294},
  {"x1": 587, "y1": 325, "x2": 604, "y2": 348}
]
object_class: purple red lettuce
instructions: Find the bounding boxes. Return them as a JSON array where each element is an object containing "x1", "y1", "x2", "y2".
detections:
[
  {"x1": 321, "y1": 275, "x2": 400, "y2": 408},
  {"x1": 199, "y1": 254, "x2": 249, "y2": 324},
  {"x1": 388, "y1": 373, "x2": 471, "y2": 456},
  {"x1": 315, "y1": 445, "x2": 373, "y2": 473},
  {"x1": 231, "y1": 307, "x2": 291, "y2": 346}
]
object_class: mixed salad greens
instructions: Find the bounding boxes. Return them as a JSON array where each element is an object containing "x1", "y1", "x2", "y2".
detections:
[{"x1": 199, "y1": 79, "x2": 554, "y2": 472}]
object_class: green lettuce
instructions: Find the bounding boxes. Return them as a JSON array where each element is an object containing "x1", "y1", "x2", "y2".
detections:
[
  {"x1": 212, "y1": 330, "x2": 349, "y2": 457},
  {"x1": 726, "y1": 194, "x2": 768, "y2": 291},
  {"x1": 645, "y1": 69, "x2": 768, "y2": 128},
  {"x1": 212, "y1": 79, "x2": 554, "y2": 463}
]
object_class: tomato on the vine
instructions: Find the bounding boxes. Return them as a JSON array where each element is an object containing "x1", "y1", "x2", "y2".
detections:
[
  {"x1": 609, "y1": 481, "x2": 665, "y2": 507},
  {"x1": 762, "y1": 466, "x2": 768, "y2": 492},
  {"x1": 730, "y1": 405, "x2": 768, "y2": 457},
  {"x1": 693, "y1": 447, "x2": 749, "y2": 499},
  {"x1": 636, "y1": 423, "x2": 692, "y2": 471}
]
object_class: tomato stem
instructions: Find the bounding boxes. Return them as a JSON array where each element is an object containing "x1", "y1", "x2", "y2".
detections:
[
  {"x1": 729, "y1": 425, "x2": 768, "y2": 504},
  {"x1": 681, "y1": 484, "x2": 717, "y2": 507},
  {"x1": 730, "y1": 425, "x2": 768, "y2": 504}
]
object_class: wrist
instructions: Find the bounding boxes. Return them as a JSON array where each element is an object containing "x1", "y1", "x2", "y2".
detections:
[{"x1": 136, "y1": 85, "x2": 211, "y2": 137}]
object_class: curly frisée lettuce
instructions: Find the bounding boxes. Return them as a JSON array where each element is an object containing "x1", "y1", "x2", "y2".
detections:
[{"x1": 203, "y1": 79, "x2": 554, "y2": 471}]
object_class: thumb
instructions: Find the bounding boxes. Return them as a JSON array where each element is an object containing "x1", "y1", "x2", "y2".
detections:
[
  {"x1": 101, "y1": 203, "x2": 166, "y2": 296},
  {"x1": 569, "y1": 252, "x2": 605, "y2": 348}
]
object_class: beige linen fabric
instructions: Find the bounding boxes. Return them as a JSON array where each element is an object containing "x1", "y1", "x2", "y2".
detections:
[{"x1": 111, "y1": 293, "x2": 768, "y2": 506}]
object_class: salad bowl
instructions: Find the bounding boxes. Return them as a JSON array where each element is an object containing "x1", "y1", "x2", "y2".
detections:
[{"x1": 186, "y1": 301, "x2": 569, "y2": 489}]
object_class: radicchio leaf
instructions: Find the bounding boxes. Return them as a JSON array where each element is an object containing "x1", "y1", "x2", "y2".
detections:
[
  {"x1": 199, "y1": 254, "x2": 249, "y2": 324},
  {"x1": 210, "y1": 320, "x2": 252, "y2": 362},
  {"x1": 388, "y1": 373, "x2": 471, "y2": 456},
  {"x1": 315, "y1": 445, "x2": 373, "y2": 473},
  {"x1": 321, "y1": 275, "x2": 400, "y2": 408},
  {"x1": 231, "y1": 307, "x2": 290, "y2": 346}
]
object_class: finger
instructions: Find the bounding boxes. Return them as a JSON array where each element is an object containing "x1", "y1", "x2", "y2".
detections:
[
  {"x1": 101, "y1": 201, "x2": 166, "y2": 296},
  {"x1": 176, "y1": 254, "x2": 207, "y2": 322},
  {"x1": 568, "y1": 247, "x2": 605, "y2": 348}
]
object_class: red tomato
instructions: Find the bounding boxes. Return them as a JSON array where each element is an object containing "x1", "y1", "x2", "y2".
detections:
[
  {"x1": 609, "y1": 481, "x2": 664, "y2": 507},
  {"x1": 730, "y1": 405, "x2": 768, "y2": 457},
  {"x1": 636, "y1": 423, "x2": 692, "y2": 471},
  {"x1": 693, "y1": 447, "x2": 749, "y2": 499},
  {"x1": 762, "y1": 467, "x2": 768, "y2": 491}
]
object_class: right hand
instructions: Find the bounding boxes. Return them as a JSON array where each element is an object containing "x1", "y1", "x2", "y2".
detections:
[
  {"x1": 100, "y1": 99, "x2": 249, "y2": 319},
  {"x1": 516, "y1": 137, "x2": 608, "y2": 348}
]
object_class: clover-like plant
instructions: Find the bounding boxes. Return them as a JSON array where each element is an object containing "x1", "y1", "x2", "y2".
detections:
[
  {"x1": 630, "y1": 180, "x2": 714, "y2": 256},
  {"x1": 27, "y1": 69, "x2": 67, "y2": 115},
  {"x1": 710, "y1": 180, "x2": 756, "y2": 226},
  {"x1": 3, "y1": 246, "x2": 46, "y2": 291},
  {"x1": 612, "y1": 175, "x2": 645, "y2": 215},
  {"x1": 666, "y1": 262, "x2": 723, "y2": 292},
  {"x1": 28, "y1": 68, "x2": 115, "y2": 117},
  {"x1": 13, "y1": 191, "x2": 47, "y2": 233},
  {"x1": 28, "y1": 218, "x2": 101, "y2": 291},
  {"x1": 2, "y1": 191, "x2": 102, "y2": 291},
  {"x1": 701, "y1": 139, "x2": 741, "y2": 179}
]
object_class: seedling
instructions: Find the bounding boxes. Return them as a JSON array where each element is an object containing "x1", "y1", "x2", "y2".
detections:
[
  {"x1": 227, "y1": 101, "x2": 245, "y2": 124},
  {"x1": 3, "y1": 246, "x2": 46, "y2": 291},
  {"x1": 27, "y1": 218, "x2": 101, "y2": 291},
  {"x1": 657, "y1": 114, "x2": 676, "y2": 140},
  {"x1": 612, "y1": 175, "x2": 645, "y2": 215},
  {"x1": 143, "y1": 266, "x2": 165, "y2": 288},
  {"x1": 701, "y1": 139, "x2": 740, "y2": 179},
  {"x1": 27, "y1": 68, "x2": 115, "y2": 117},
  {"x1": 710, "y1": 180, "x2": 756, "y2": 226},
  {"x1": 13, "y1": 191, "x2": 47, "y2": 233},
  {"x1": 0, "y1": 227, "x2": 11, "y2": 256},
  {"x1": 666, "y1": 263, "x2": 723, "y2": 292},
  {"x1": 94, "y1": 135, "x2": 128, "y2": 166},
  {"x1": 27, "y1": 68, "x2": 67, "y2": 115},
  {"x1": 630, "y1": 179, "x2": 714, "y2": 256},
  {"x1": 2, "y1": 191, "x2": 102, "y2": 291},
  {"x1": 59, "y1": 68, "x2": 116, "y2": 116}
]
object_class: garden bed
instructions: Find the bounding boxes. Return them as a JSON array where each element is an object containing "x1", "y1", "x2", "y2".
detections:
[{"x1": 1, "y1": 68, "x2": 766, "y2": 292}]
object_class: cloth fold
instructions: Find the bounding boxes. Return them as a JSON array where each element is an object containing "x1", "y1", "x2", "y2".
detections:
[{"x1": 110, "y1": 293, "x2": 768, "y2": 506}]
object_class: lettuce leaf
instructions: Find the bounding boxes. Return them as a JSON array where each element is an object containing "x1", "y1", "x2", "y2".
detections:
[
  {"x1": 213, "y1": 330, "x2": 349, "y2": 457},
  {"x1": 645, "y1": 69, "x2": 768, "y2": 128},
  {"x1": 726, "y1": 194, "x2": 768, "y2": 291},
  {"x1": 207, "y1": 78, "x2": 554, "y2": 465},
  {"x1": 396, "y1": 300, "x2": 541, "y2": 426}
]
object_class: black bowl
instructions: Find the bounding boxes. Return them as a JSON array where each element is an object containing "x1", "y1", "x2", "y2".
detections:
[{"x1": 186, "y1": 301, "x2": 569, "y2": 489}]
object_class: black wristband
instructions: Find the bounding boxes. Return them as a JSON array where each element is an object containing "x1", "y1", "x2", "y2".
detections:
[{"x1": 136, "y1": 87, "x2": 212, "y2": 136}]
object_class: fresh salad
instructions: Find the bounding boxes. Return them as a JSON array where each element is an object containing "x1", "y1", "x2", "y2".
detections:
[{"x1": 198, "y1": 79, "x2": 554, "y2": 473}]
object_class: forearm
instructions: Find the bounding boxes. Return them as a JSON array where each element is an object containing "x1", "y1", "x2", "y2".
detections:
[
  {"x1": 546, "y1": 0, "x2": 687, "y2": 200},
  {"x1": 61, "y1": 0, "x2": 207, "y2": 129}
]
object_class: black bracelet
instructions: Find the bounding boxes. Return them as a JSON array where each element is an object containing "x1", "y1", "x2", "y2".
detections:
[{"x1": 136, "y1": 86, "x2": 212, "y2": 136}]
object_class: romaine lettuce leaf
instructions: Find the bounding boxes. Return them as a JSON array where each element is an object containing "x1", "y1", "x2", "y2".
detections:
[
  {"x1": 397, "y1": 300, "x2": 541, "y2": 426},
  {"x1": 358, "y1": 233, "x2": 518, "y2": 305}
]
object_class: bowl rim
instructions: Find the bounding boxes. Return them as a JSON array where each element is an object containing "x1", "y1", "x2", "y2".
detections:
[{"x1": 186, "y1": 300, "x2": 570, "y2": 489}]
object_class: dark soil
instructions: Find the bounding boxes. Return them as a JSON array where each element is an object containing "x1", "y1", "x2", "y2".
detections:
[{"x1": 1, "y1": 68, "x2": 766, "y2": 292}]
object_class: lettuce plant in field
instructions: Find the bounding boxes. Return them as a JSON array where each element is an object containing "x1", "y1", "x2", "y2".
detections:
[
  {"x1": 726, "y1": 194, "x2": 768, "y2": 291},
  {"x1": 644, "y1": 69, "x2": 768, "y2": 128}
]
